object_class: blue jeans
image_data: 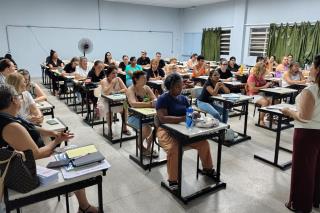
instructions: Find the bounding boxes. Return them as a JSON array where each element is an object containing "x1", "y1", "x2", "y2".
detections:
[
  {"x1": 126, "y1": 79, "x2": 133, "y2": 87},
  {"x1": 197, "y1": 100, "x2": 228, "y2": 123}
]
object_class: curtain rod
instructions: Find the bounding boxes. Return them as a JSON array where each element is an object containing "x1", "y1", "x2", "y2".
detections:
[{"x1": 245, "y1": 20, "x2": 319, "y2": 27}]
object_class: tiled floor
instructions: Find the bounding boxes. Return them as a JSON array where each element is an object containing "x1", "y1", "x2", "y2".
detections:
[{"x1": 16, "y1": 82, "x2": 320, "y2": 213}]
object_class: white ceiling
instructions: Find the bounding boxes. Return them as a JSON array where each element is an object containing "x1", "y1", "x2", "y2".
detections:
[{"x1": 104, "y1": 0, "x2": 231, "y2": 8}]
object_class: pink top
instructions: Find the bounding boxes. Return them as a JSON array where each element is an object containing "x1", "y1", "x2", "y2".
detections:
[{"x1": 247, "y1": 74, "x2": 266, "y2": 96}]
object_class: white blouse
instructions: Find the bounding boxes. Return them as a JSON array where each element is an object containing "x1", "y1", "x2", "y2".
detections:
[{"x1": 295, "y1": 83, "x2": 320, "y2": 129}]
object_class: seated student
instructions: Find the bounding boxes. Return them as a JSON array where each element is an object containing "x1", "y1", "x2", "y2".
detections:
[
  {"x1": 275, "y1": 56, "x2": 289, "y2": 76},
  {"x1": 282, "y1": 61, "x2": 306, "y2": 87},
  {"x1": 192, "y1": 55, "x2": 209, "y2": 78},
  {"x1": 197, "y1": 70, "x2": 230, "y2": 123},
  {"x1": 62, "y1": 57, "x2": 80, "y2": 77},
  {"x1": 249, "y1": 56, "x2": 267, "y2": 74},
  {"x1": 0, "y1": 84, "x2": 99, "y2": 213},
  {"x1": 216, "y1": 58, "x2": 232, "y2": 81},
  {"x1": 165, "y1": 58, "x2": 187, "y2": 74},
  {"x1": 228, "y1": 56, "x2": 240, "y2": 72},
  {"x1": 6, "y1": 73, "x2": 43, "y2": 125},
  {"x1": 87, "y1": 60, "x2": 106, "y2": 108},
  {"x1": 46, "y1": 50, "x2": 65, "y2": 96},
  {"x1": 127, "y1": 71, "x2": 158, "y2": 157},
  {"x1": 118, "y1": 55, "x2": 129, "y2": 84},
  {"x1": 146, "y1": 59, "x2": 165, "y2": 81},
  {"x1": 187, "y1": 53, "x2": 198, "y2": 70},
  {"x1": 104, "y1": 51, "x2": 117, "y2": 68},
  {"x1": 0, "y1": 58, "x2": 16, "y2": 84},
  {"x1": 155, "y1": 52, "x2": 166, "y2": 69},
  {"x1": 125, "y1": 57, "x2": 142, "y2": 87},
  {"x1": 267, "y1": 55, "x2": 278, "y2": 73},
  {"x1": 287, "y1": 53, "x2": 294, "y2": 64},
  {"x1": 247, "y1": 62, "x2": 273, "y2": 126},
  {"x1": 75, "y1": 56, "x2": 91, "y2": 80},
  {"x1": 156, "y1": 73, "x2": 216, "y2": 188},
  {"x1": 118, "y1": 55, "x2": 130, "y2": 73},
  {"x1": 18, "y1": 69, "x2": 47, "y2": 103},
  {"x1": 137, "y1": 50, "x2": 150, "y2": 68},
  {"x1": 97, "y1": 65, "x2": 131, "y2": 136},
  {"x1": 4, "y1": 53, "x2": 17, "y2": 69}
]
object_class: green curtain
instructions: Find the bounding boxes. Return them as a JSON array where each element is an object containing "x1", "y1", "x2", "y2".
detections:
[
  {"x1": 201, "y1": 28, "x2": 221, "y2": 61},
  {"x1": 267, "y1": 21, "x2": 320, "y2": 65}
]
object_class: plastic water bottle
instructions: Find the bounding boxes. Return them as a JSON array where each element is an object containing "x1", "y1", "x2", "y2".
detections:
[{"x1": 186, "y1": 107, "x2": 193, "y2": 129}]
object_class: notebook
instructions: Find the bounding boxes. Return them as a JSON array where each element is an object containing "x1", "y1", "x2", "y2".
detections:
[{"x1": 66, "y1": 145, "x2": 97, "y2": 159}]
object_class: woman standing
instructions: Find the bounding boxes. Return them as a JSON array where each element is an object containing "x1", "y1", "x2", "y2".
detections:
[{"x1": 281, "y1": 55, "x2": 320, "y2": 213}]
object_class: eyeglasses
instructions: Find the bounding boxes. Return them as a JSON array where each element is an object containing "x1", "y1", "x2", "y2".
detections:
[{"x1": 222, "y1": 63, "x2": 228, "y2": 66}]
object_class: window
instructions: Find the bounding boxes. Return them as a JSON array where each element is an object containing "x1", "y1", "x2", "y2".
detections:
[
  {"x1": 248, "y1": 27, "x2": 269, "y2": 57},
  {"x1": 220, "y1": 29, "x2": 231, "y2": 56}
]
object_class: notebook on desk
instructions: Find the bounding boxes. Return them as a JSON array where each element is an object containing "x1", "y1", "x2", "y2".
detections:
[{"x1": 66, "y1": 145, "x2": 97, "y2": 159}]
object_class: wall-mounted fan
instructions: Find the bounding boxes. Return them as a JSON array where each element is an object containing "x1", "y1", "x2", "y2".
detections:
[{"x1": 78, "y1": 38, "x2": 93, "y2": 56}]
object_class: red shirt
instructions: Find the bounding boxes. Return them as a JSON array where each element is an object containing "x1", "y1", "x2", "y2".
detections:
[{"x1": 247, "y1": 74, "x2": 266, "y2": 96}]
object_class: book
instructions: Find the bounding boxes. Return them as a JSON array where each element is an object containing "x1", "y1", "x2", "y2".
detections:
[
  {"x1": 66, "y1": 145, "x2": 97, "y2": 159},
  {"x1": 37, "y1": 165, "x2": 59, "y2": 185}
]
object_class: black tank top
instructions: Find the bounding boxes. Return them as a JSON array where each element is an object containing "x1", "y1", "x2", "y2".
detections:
[{"x1": 0, "y1": 112, "x2": 44, "y2": 148}]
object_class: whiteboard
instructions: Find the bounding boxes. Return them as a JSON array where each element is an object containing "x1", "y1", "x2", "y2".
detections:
[{"x1": 7, "y1": 26, "x2": 173, "y2": 77}]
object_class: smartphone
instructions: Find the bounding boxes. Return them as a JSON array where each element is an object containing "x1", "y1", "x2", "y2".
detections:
[
  {"x1": 47, "y1": 159, "x2": 70, "y2": 168},
  {"x1": 46, "y1": 119, "x2": 59, "y2": 125}
]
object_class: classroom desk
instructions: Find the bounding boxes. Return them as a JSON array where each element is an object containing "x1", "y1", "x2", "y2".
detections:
[
  {"x1": 192, "y1": 76, "x2": 208, "y2": 85},
  {"x1": 80, "y1": 83, "x2": 105, "y2": 127},
  {"x1": 210, "y1": 94, "x2": 252, "y2": 147},
  {"x1": 42, "y1": 117, "x2": 68, "y2": 146},
  {"x1": 160, "y1": 122, "x2": 228, "y2": 204},
  {"x1": 146, "y1": 80, "x2": 164, "y2": 94},
  {"x1": 101, "y1": 94, "x2": 136, "y2": 144},
  {"x1": 36, "y1": 101, "x2": 55, "y2": 118},
  {"x1": 4, "y1": 156, "x2": 109, "y2": 213},
  {"x1": 70, "y1": 79, "x2": 87, "y2": 114},
  {"x1": 259, "y1": 87, "x2": 298, "y2": 104},
  {"x1": 223, "y1": 81, "x2": 246, "y2": 93},
  {"x1": 128, "y1": 108, "x2": 167, "y2": 170},
  {"x1": 42, "y1": 117, "x2": 68, "y2": 132},
  {"x1": 254, "y1": 104, "x2": 295, "y2": 170}
]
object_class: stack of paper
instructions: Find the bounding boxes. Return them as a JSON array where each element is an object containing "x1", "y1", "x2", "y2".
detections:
[
  {"x1": 37, "y1": 165, "x2": 59, "y2": 185},
  {"x1": 221, "y1": 93, "x2": 240, "y2": 99}
]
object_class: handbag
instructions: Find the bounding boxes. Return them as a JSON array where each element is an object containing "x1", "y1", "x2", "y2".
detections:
[{"x1": 0, "y1": 148, "x2": 39, "y2": 200}]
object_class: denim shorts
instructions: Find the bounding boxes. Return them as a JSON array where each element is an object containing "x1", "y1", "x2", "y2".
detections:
[{"x1": 128, "y1": 116, "x2": 141, "y2": 130}]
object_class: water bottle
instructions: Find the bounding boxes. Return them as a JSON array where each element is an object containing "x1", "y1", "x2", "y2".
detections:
[{"x1": 186, "y1": 107, "x2": 193, "y2": 129}]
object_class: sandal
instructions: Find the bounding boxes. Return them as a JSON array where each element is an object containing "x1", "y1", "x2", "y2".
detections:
[
  {"x1": 78, "y1": 205, "x2": 99, "y2": 213},
  {"x1": 122, "y1": 129, "x2": 132, "y2": 136},
  {"x1": 142, "y1": 150, "x2": 159, "y2": 158},
  {"x1": 201, "y1": 168, "x2": 216, "y2": 178},
  {"x1": 168, "y1": 180, "x2": 178, "y2": 190}
]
